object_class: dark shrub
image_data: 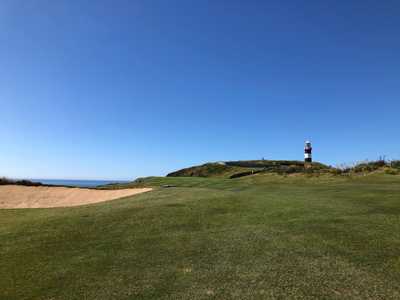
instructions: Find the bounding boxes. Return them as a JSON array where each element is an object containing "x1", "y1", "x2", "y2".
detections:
[
  {"x1": 391, "y1": 161, "x2": 400, "y2": 169},
  {"x1": 352, "y1": 160, "x2": 388, "y2": 173},
  {"x1": 385, "y1": 168, "x2": 399, "y2": 175},
  {"x1": 0, "y1": 177, "x2": 42, "y2": 186}
]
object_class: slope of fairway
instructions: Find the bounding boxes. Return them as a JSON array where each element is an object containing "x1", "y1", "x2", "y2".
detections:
[{"x1": 1, "y1": 173, "x2": 400, "y2": 299}]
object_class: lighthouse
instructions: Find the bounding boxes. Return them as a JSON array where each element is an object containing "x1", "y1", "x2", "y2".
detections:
[{"x1": 304, "y1": 141, "x2": 312, "y2": 163}]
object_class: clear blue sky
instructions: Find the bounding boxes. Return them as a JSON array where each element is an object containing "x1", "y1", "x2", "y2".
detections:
[{"x1": 1, "y1": 0, "x2": 399, "y2": 180}]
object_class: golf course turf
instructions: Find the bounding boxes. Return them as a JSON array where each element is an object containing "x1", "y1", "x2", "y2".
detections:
[{"x1": 1, "y1": 173, "x2": 400, "y2": 299}]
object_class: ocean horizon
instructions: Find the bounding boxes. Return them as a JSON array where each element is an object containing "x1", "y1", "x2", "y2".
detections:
[{"x1": 30, "y1": 179, "x2": 130, "y2": 188}]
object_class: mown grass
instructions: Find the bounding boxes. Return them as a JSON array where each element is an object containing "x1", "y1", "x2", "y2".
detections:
[{"x1": 1, "y1": 173, "x2": 400, "y2": 299}]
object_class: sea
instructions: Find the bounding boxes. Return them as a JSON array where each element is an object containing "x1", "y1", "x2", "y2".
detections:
[{"x1": 31, "y1": 179, "x2": 130, "y2": 188}]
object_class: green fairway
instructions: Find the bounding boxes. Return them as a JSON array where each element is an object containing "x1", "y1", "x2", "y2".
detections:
[{"x1": 2, "y1": 173, "x2": 400, "y2": 299}]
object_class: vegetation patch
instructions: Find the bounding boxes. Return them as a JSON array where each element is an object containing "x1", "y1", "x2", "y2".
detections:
[
  {"x1": 166, "y1": 159, "x2": 400, "y2": 180},
  {"x1": 167, "y1": 160, "x2": 332, "y2": 179},
  {"x1": 0, "y1": 177, "x2": 42, "y2": 186},
  {"x1": 166, "y1": 163, "x2": 257, "y2": 178}
]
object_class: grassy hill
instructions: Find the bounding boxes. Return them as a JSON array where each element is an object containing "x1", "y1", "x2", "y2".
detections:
[
  {"x1": 165, "y1": 159, "x2": 400, "y2": 179},
  {"x1": 166, "y1": 160, "x2": 332, "y2": 179},
  {"x1": 2, "y1": 172, "x2": 400, "y2": 299},
  {"x1": 166, "y1": 162, "x2": 247, "y2": 178}
]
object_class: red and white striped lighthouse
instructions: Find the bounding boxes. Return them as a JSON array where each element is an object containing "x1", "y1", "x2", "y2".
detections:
[{"x1": 304, "y1": 141, "x2": 312, "y2": 163}]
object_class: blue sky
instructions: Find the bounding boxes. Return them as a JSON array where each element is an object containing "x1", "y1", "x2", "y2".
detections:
[{"x1": 1, "y1": 0, "x2": 399, "y2": 180}]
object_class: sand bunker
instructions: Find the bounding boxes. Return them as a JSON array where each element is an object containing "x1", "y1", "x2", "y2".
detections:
[{"x1": 0, "y1": 185, "x2": 152, "y2": 209}]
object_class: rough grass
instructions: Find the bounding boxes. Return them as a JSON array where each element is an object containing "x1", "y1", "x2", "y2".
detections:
[
  {"x1": 2, "y1": 173, "x2": 400, "y2": 299},
  {"x1": 166, "y1": 163, "x2": 257, "y2": 178},
  {"x1": 166, "y1": 160, "x2": 331, "y2": 179},
  {"x1": 166, "y1": 159, "x2": 400, "y2": 179}
]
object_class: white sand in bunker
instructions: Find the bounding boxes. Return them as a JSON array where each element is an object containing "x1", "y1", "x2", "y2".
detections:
[{"x1": 0, "y1": 185, "x2": 152, "y2": 209}]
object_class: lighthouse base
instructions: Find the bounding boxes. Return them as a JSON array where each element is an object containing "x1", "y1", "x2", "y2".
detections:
[{"x1": 305, "y1": 158, "x2": 312, "y2": 163}]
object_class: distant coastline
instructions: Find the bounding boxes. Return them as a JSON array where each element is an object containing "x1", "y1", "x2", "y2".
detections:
[{"x1": 30, "y1": 179, "x2": 130, "y2": 188}]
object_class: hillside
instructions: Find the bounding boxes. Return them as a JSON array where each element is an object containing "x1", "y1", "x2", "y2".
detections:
[
  {"x1": 165, "y1": 159, "x2": 400, "y2": 179},
  {"x1": 2, "y1": 172, "x2": 400, "y2": 299},
  {"x1": 166, "y1": 162, "x2": 256, "y2": 178},
  {"x1": 166, "y1": 160, "x2": 332, "y2": 178}
]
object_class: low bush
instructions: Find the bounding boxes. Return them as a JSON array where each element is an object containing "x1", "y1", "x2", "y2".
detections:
[
  {"x1": 329, "y1": 168, "x2": 344, "y2": 175},
  {"x1": 352, "y1": 160, "x2": 387, "y2": 173},
  {"x1": 384, "y1": 168, "x2": 399, "y2": 175},
  {"x1": 0, "y1": 177, "x2": 12, "y2": 185},
  {"x1": 391, "y1": 161, "x2": 400, "y2": 169},
  {"x1": 0, "y1": 177, "x2": 42, "y2": 186}
]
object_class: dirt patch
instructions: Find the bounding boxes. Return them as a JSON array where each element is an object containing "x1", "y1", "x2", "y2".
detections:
[{"x1": 0, "y1": 185, "x2": 152, "y2": 209}]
